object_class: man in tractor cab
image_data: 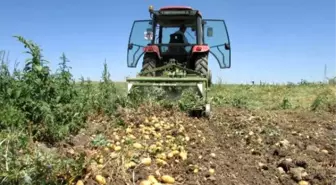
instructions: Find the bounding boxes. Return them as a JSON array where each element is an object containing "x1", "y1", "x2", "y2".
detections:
[{"x1": 173, "y1": 24, "x2": 189, "y2": 44}]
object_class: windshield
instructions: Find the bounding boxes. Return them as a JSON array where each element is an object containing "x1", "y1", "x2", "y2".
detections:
[
  {"x1": 152, "y1": 26, "x2": 196, "y2": 44},
  {"x1": 153, "y1": 26, "x2": 196, "y2": 53},
  {"x1": 160, "y1": 27, "x2": 196, "y2": 44}
]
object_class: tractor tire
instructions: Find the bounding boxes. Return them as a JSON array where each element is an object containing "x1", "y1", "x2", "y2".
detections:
[
  {"x1": 195, "y1": 54, "x2": 212, "y2": 87},
  {"x1": 141, "y1": 54, "x2": 156, "y2": 77},
  {"x1": 195, "y1": 54, "x2": 208, "y2": 77}
]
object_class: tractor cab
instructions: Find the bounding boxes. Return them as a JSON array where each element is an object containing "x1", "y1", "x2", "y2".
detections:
[
  {"x1": 127, "y1": 6, "x2": 231, "y2": 71},
  {"x1": 149, "y1": 7, "x2": 201, "y2": 67}
]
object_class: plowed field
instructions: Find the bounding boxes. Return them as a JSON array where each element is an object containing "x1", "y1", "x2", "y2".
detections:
[{"x1": 56, "y1": 103, "x2": 335, "y2": 185}]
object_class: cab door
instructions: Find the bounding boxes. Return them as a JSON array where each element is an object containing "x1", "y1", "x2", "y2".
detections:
[
  {"x1": 203, "y1": 19, "x2": 231, "y2": 68},
  {"x1": 127, "y1": 20, "x2": 153, "y2": 68}
]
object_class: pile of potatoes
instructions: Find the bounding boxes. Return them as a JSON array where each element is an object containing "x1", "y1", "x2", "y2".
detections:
[{"x1": 77, "y1": 115, "x2": 213, "y2": 185}]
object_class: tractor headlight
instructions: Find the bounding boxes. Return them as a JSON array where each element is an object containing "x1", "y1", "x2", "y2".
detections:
[{"x1": 149, "y1": 5, "x2": 154, "y2": 12}]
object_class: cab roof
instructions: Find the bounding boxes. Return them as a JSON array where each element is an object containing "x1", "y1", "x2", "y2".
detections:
[{"x1": 159, "y1": 6, "x2": 193, "y2": 11}]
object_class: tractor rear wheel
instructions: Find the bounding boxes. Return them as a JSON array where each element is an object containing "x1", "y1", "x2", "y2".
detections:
[
  {"x1": 141, "y1": 54, "x2": 156, "y2": 76},
  {"x1": 195, "y1": 54, "x2": 208, "y2": 76},
  {"x1": 195, "y1": 54, "x2": 212, "y2": 86}
]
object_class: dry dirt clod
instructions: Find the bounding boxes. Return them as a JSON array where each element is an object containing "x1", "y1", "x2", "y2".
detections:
[
  {"x1": 279, "y1": 139, "x2": 290, "y2": 148},
  {"x1": 294, "y1": 160, "x2": 308, "y2": 169},
  {"x1": 109, "y1": 152, "x2": 118, "y2": 159},
  {"x1": 306, "y1": 145, "x2": 320, "y2": 152},
  {"x1": 207, "y1": 176, "x2": 216, "y2": 182},
  {"x1": 277, "y1": 167, "x2": 286, "y2": 174},
  {"x1": 278, "y1": 158, "x2": 294, "y2": 172},
  {"x1": 289, "y1": 167, "x2": 305, "y2": 181},
  {"x1": 258, "y1": 162, "x2": 268, "y2": 170}
]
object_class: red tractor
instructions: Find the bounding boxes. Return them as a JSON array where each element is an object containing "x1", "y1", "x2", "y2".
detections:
[{"x1": 126, "y1": 5, "x2": 231, "y2": 116}]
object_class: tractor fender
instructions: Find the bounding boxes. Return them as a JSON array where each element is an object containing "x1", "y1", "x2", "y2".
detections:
[
  {"x1": 143, "y1": 45, "x2": 161, "y2": 58},
  {"x1": 191, "y1": 45, "x2": 210, "y2": 55}
]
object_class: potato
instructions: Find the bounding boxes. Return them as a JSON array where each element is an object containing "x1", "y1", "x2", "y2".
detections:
[
  {"x1": 103, "y1": 147, "x2": 109, "y2": 152},
  {"x1": 179, "y1": 151, "x2": 187, "y2": 160},
  {"x1": 125, "y1": 161, "x2": 136, "y2": 169},
  {"x1": 154, "y1": 123, "x2": 161, "y2": 128},
  {"x1": 76, "y1": 180, "x2": 84, "y2": 185},
  {"x1": 144, "y1": 135, "x2": 150, "y2": 140},
  {"x1": 152, "y1": 182, "x2": 163, "y2": 185},
  {"x1": 171, "y1": 150, "x2": 179, "y2": 155},
  {"x1": 167, "y1": 152, "x2": 174, "y2": 158},
  {"x1": 147, "y1": 175, "x2": 159, "y2": 183},
  {"x1": 139, "y1": 180, "x2": 152, "y2": 185},
  {"x1": 126, "y1": 128, "x2": 132, "y2": 133},
  {"x1": 141, "y1": 157, "x2": 152, "y2": 166},
  {"x1": 156, "y1": 159, "x2": 168, "y2": 166},
  {"x1": 161, "y1": 175, "x2": 175, "y2": 184},
  {"x1": 298, "y1": 181, "x2": 309, "y2": 185},
  {"x1": 114, "y1": 135, "x2": 120, "y2": 141},
  {"x1": 114, "y1": 146, "x2": 121, "y2": 151},
  {"x1": 95, "y1": 175, "x2": 106, "y2": 185},
  {"x1": 128, "y1": 134, "x2": 136, "y2": 139},
  {"x1": 133, "y1": 143, "x2": 142, "y2": 149},
  {"x1": 156, "y1": 153, "x2": 167, "y2": 160}
]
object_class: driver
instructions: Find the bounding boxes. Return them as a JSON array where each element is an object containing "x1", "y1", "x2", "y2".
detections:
[{"x1": 174, "y1": 25, "x2": 189, "y2": 44}]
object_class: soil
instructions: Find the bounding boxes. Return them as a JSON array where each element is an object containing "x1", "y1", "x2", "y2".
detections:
[{"x1": 56, "y1": 105, "x2": 336, "y2": 185}]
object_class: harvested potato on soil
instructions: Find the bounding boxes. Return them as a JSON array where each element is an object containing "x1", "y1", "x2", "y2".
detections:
[
  {"x1": 139, "y1": 180, "x2": 152, "y2": 185},
  {"x1": 209, "y1": 168, "x2": 215, "y2": 175},
  {"x1": 76, "y1": 180, "x2": 84, "y2": 185},
  {"x1": 147, "y1": 175, "x2": 159, "y2": 183},
  {"x1": 161, "y1": 175, "x2": 175, "y2": 184},
  {"x1": 141, "y1": 157, "x2": 152, "y2": 166},
  {"x1": 95, "y1": 175, "x2": 106, "y2": 185}
]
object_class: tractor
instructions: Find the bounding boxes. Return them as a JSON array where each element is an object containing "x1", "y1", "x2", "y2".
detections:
[{"x1": 126, "y1": 5, "x2": 231, "y2": 117}]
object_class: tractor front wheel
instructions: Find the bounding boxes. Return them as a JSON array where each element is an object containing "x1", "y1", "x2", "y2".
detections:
[{"x1": 141, "y1": 54, "x2": 156, "y2": 76}]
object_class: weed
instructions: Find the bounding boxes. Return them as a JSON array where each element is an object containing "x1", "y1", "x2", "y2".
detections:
[{"x1": 280, "y1": 97, "x2": 292, "y2": 109}]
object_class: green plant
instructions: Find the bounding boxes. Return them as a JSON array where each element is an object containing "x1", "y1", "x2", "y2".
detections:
[{"x1": 280, "y1": 97, "x2": 292, "y2": 109}]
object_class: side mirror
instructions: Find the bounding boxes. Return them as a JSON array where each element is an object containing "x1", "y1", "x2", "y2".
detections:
[
  {"x1": 128, "y1": 43, "x2": 133, "y2": 50},
  {"x1": 207, "y1": 27, "x2": 213, "y2": 37},
  {"x1": 225, "y1": 43, "x2": 230, "y2": 50}
]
